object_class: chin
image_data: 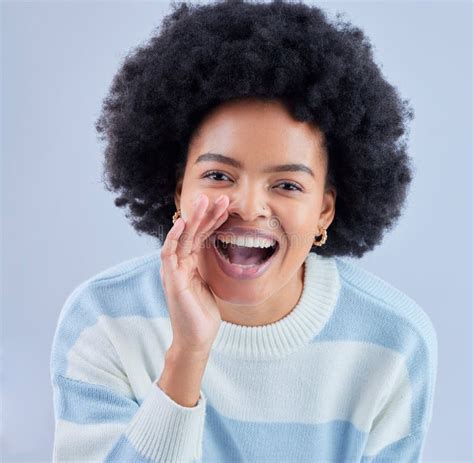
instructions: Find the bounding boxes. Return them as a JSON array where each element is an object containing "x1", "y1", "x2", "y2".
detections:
[{"x1": 207, "y1": 280, "x2": 269, "y2": 306}]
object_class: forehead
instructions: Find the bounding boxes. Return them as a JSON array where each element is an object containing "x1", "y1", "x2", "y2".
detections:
[{"x1": 187, "y1": 98, "x2": 327, "y2": 171}]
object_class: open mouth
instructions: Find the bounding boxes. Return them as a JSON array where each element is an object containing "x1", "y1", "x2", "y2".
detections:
[{"x1": 213, "y1": 235, "x2": 279, "y2": 266}]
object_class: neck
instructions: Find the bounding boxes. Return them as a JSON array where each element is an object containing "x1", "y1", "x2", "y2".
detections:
[
  {"x1": 209, "y1": 252, "x2": 342, "y2": 359},
  {"x1": 214, "y1": 263, "x2": 305, "y2": 327}
]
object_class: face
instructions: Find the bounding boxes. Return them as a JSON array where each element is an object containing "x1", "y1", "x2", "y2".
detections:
[{"x1": 174, "y1": 98, "x2": 336, "y2": 308}]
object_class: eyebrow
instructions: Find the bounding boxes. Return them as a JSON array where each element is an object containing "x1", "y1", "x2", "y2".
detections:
[{"x1": 194, "y1": 152, "x2": 315, "y2": 177}]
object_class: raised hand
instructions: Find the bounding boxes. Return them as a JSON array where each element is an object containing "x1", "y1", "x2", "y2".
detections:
[{"x1": 159, "y1": 193, "x2": 230, "y2": 356}]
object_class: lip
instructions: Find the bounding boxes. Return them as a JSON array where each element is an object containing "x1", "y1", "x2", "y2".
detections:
[
  {"x1": 213, "y1": 226, "x2": 279, "y2": 245},
  {"x1": 210, "y1": 234, "x2": 280, "y2": 280}
]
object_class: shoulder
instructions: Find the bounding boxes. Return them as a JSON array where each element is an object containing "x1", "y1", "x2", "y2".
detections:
[
  {"x1": 50, "y1": 250, "x2": 168, "y2": 378},
  {"x1": 334, "y1": 257, "x2": 437, "y2": 340},
  {"x1": 73, "y1": 250, "x2": 162, "y2": 287},
  {"x1": 332, "y1": 256, "x2": 438, "y2": 364},
  {"x1": 58, "y1": 250, "x2": 165, "y2": 319},
  {"x1": 331, "y1": 257, "x2": 438, "y2": 429}
]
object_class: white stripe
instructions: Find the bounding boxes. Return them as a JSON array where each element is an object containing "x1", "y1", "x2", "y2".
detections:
[
  {"x1": 53, "y1": 419, "x2": 127, "y2": 462},
  {"x1": 67, "y1": 315, "x2": 411, "y2": 437},
  {"x1": 205, "y1": 340, "x2": 411, "y2": 434},
  {"x1": 66, "y1": 315, "x2": 173, "y2": 400}
]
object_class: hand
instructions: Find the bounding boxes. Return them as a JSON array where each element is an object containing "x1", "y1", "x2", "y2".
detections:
[{"x1": 159, "y1": 193, "x2": 230, "y2": 356}]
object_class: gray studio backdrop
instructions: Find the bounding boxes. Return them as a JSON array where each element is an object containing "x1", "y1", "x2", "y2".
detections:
[{"x1": 1, "y1": 1, "x2": 472, "y2": 461}]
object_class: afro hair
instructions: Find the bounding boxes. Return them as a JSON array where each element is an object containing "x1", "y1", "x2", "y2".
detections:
[{"x1": 95, "y1": 0, "x2": 415, "y2": 259}]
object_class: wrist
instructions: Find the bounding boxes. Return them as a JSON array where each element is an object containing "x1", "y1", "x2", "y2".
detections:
[{"x1": 167, "y1": 343, "x2": 211, "y2": 363}]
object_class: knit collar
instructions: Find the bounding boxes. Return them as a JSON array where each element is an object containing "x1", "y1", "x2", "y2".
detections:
[{"x1": 210, "y1": 252, "x2": 341, "y2": 359}]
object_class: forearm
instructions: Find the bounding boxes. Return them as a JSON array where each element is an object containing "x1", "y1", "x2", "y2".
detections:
[{"x1": 157, "y1": 345, "x2": 211, "y2": 407}]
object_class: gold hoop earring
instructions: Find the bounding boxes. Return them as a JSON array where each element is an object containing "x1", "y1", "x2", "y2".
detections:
[
  {"x1": 172, "y1": 209, "x2": 181, "y2": 224},
  {"x1": 313, "y1": 226, "x2": 328, "y2": 247}
]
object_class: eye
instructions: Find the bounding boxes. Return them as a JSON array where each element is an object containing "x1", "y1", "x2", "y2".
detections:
[
  {"x1": 275, "y1": 182, "x2": 303, "y2": 192},
  {"x1": 202, "y1": 171, "x2": 232, "y2": 182},
  {"x1": 202, "y1": 171, "x2": 303, "y2": 192}
]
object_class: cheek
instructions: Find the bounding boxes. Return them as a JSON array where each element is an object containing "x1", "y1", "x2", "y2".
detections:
[
  {"x1": 180, "y1": 193, "x2": 202, "y2": 221},
  {"x1": 277, "y1": 215, "x2": 315, "y2": 251}
]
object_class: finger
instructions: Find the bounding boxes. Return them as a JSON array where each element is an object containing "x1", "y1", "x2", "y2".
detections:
[
  {"x1": 196, "y1": 195, "x2": 229, "y2": 236},
  {"x1": 192, "y1": 196, "x2": 230, "y2": 254},
  {"x1": 160, "y1": 216, "x2": 186, "y2": 275},
  {"x1": 159, "y1": 265, "x2": 167, "y2": 291},
  {"x1": 194, "y1": 208, "x2": 229, "y2": 255},
  {"x1": 176, "y1": 194, "x2": 209, "y2": 259}
]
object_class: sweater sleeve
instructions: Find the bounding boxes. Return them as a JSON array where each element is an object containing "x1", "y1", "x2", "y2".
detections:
[
  {"x1": 361, "y1": 426, "x2": 430, "y2": 462},
  {"x1": 50, "y1": 283, "x2": 207, "y2": 463},
  {"x1": 360, "y1": 309, "x2": 438, "y2": 463}
]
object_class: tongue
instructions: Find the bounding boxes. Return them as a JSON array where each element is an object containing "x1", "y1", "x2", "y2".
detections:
[{"x1": 227, "y1": 244, "x2": 267, "y2": 265}]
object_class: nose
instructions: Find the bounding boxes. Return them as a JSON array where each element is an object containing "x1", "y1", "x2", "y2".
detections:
[{"x1": 226, "y1": 182, "x2": 272, "y2": 222}]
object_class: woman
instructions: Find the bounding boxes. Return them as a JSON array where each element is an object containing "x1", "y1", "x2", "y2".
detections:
[{"x1": 50, "y1": 1, "x2": 437, "y2": 461}]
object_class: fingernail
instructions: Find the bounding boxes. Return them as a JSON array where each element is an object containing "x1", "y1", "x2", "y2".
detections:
[{"x1": 215, "y1": 195, "x2": 226, "y2": 204}]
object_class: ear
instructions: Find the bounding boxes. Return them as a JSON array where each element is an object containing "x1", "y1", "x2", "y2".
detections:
[
  {"x1": 174, "y1": 176, "x2": 183, "y2": 211},
  {"x1": 320, "y1": 187, "x2": 337, "y2": 229}
]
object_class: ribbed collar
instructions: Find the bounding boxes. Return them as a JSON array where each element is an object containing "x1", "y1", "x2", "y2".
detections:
[{"x1": 210, "y1": 252, "x2": 341, "y2": 359}]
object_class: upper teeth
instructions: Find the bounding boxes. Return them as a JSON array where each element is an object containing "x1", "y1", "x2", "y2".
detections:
[{"x1": 216, "y1": 234, "x2": 276, "y2": 249}]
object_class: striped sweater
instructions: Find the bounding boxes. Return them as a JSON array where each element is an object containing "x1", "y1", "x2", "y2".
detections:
[{"x1": 50, "y1": 250, "x2": 437, "y2": 462}]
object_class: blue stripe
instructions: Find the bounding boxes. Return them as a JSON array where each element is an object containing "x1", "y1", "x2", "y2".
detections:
[
  {"x1": 360, "y1": 428, "x2": 427, "y2": 462},
  {"x1": 203, "y1": 401, "x2": 368, "y2": 462},
  {"x1": 104, "y1": 435, "x2": 156, "y2": 463},
  {"x1": 54, "y1": 375, "x2": 138, "y2": 424},
  {"x1": 313, "y1": 281, "x2": 435, "y2": 433}
]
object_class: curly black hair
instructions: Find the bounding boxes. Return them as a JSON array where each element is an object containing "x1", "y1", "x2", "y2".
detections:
[{"x1": 95, "y1": 0, "x2": 415, "y2": 259}]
